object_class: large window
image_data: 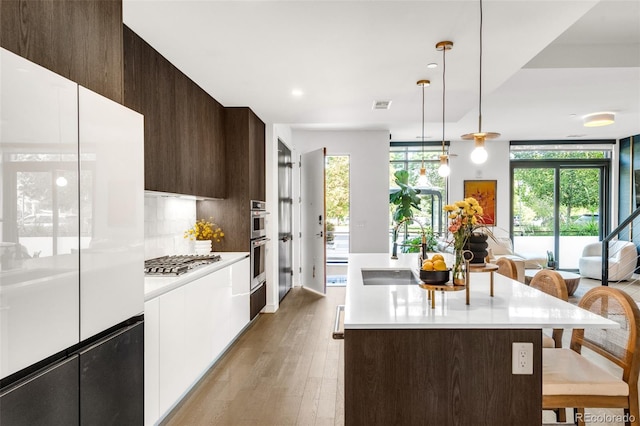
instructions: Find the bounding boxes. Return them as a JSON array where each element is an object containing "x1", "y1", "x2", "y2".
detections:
[
  {"x1": 511, "y1": 143, "x2": 611, "y2": 269},
  {"x1": 326, "y1": 155, "x2": 350, "y2": 263},
  {"x1": 389, "y1": 143, "x2": 448, "y2": 252}
]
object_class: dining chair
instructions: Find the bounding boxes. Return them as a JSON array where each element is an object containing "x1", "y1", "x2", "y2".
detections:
[
  {"x1": 495, "y1": 257, "x2": 518, "y2": 280},
  {"x1": 542, "y1": 286, "x2": 640, "y2": 426},
  {"x1": 530, "y1": 270, "x2": 568, "y2": 348}
]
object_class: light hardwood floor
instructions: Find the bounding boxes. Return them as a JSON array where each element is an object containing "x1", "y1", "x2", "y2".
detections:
[{"x1": 162, "y1": 286, "x2": 346, "y2": 426}]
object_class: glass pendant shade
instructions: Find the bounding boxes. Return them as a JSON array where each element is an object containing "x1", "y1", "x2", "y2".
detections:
[
  {"x1": 417, "y1": 168, "x2": 429, "y2": 187},
  {"x1": 470, "y1": 136, "x2": 488, "y2": 164},
  {"x1": 471, "y1": 145, "x2": 488, "y2": 164},
  {"x1": 438, "y1": 155, "x2": 450, "y2": 177}
]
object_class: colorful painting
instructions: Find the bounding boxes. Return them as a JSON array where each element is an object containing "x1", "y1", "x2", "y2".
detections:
[{"x1": 463, "y1": 180, "x2": 497, "y2": 226}]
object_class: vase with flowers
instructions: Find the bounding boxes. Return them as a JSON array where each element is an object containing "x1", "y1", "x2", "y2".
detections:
[
  {"x1": 444, "y1": 197, "x2": 484, "y2": 285},
  {"x1": 184, "y1": 217, "x2": 224, "y2": 254}
]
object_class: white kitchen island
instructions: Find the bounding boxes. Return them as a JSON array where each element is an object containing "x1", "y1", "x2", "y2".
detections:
[{"x1": 343, "y1": 253, "x2": 618, "y2": 426}]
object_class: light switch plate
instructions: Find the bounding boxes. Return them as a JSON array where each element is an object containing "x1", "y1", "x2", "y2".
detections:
[{"x1": 512, "y1": 342, "x2": 533, "y2": 375}]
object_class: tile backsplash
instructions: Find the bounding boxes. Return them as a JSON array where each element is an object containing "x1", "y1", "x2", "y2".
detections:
[{"x1": 144, "y1": 193, "x2": 196, "y2": 259}]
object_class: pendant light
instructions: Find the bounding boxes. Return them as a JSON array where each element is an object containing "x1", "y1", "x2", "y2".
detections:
[
  {"x1": 436, "y1": 41, "x2": 453, "y2": 177},
  {"x1": 461, "y1": 0, "x2": 500, "y2": 164},
  {"x1": 417, "y1": 79, "x2": 430, "y2": 187}
]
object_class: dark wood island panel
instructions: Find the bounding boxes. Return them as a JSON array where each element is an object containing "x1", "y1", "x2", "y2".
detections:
[{"x1": 345, "y1": 328, "x2": 542, "y2": 425}]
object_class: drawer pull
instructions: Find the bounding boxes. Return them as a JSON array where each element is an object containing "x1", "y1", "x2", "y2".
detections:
[{"x1": 332, "y1": 305, "x2": 345, "y2": 340}]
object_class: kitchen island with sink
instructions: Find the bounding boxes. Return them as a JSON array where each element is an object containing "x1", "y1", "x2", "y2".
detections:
[{"x1": 343, "y1": 253, "x2": 618, "y2": 425}]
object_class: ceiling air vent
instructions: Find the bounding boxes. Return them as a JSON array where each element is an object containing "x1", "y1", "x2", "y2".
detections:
[{"x1": 372, "y1": 100, "x2": 392, "y2": 110}]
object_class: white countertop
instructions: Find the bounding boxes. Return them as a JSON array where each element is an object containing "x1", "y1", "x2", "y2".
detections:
[
  {"x1": 345, "y1": 253, "x2": 619, "y2": 330},
  {"x1": 144, "y1": 252, "x2": 249, "y2": 301}
]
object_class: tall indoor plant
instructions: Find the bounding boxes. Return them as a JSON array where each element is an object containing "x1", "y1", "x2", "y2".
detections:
[
  {"x1": 389, "y1": 170, "x2": 435, "y2": 254},
  {"x1": 389, "y1": 170, "x2": 421, "y2": 222}
]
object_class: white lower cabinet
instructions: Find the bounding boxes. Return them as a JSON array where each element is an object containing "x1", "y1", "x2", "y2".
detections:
[
  {"x1": 158, "y1": 285, "x2": 187, "y2": 416},
  {"x1": 144, "y1": 298, "x2": 160, "y2": 426},
  {"x1": 145, "y1": 258, "x2": 250, "y2": 425},
  {"x1": 210, "y1": 268, "x2": 232, "y2": 357},
  {"x1": 229, "y1": 258, "x2": 250, "y2": 338}
]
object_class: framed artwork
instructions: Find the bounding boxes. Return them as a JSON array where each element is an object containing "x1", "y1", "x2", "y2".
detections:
[{"x1": 463, "y1": 180, "x2": 497, "y2": 226}]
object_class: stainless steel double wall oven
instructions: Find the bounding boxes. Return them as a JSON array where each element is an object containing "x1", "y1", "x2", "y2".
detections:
[{"x1": 250, "y1": 201, "x2": 268, "y2": 318}]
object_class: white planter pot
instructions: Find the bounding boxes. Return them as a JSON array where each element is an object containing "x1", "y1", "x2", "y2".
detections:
[{"x1": 194, "y1": 240, "x2": 212, "y2": 255}]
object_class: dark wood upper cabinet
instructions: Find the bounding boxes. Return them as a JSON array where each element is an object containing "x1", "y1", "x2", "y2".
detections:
[
  {"x1": 248, "y1": 110, "x2": 266, "y2": 202},
  {"x1": 198, "y1": 107, "x2": 265, "y2": 252},
  {"x1": 123, "y1": 25, "x2": 226, "y2": 199},
  {"x1": 225, "y1": 107, "x2": 266, "y2": 202},
  {"x1": 0, "y1": 0, "x2": 124, "y2": 103}
]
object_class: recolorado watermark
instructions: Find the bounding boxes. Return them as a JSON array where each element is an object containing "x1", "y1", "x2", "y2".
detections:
[{"x1": 576, "y1": 412, "x2": 635, "y2": 423}]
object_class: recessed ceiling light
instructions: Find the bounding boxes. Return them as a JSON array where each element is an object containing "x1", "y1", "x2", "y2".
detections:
[
  {"x1": 291, "y1": 89, "x2": 304, "y2": 97},
  {"x1": 583, "y1": 112, "x2": 615, "y2": 127},
  {"x1": 427, "y1": 63, "x2": 438, "y2": 69}
]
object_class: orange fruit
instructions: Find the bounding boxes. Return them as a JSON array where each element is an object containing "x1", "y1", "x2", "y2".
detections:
[
  {"x1": 421, "y1": 260, "x2": 434, "y2": 271},
  {"x1": 433, "y1": 259, "x2": 447, "y2": 271},
  {"x1": 431, "y1": 254, "x2": 445, "y2": 262}
]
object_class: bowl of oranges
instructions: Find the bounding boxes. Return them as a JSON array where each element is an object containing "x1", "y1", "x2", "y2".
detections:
[{"x1": 419, "y1": 254, "x2": 451, "y2": 285}]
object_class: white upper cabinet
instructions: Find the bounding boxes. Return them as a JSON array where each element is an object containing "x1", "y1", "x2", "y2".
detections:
[
  {"x1": 0, "y1": 48, "x2": 80, "y2": 378},
  {"x1": 78, "y1": 87, "x2": 144, "y2": 340}
]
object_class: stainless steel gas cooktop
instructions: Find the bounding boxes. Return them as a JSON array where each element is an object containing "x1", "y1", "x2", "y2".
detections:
[{"x1": 144, "y1": 253, "x2": 222, "y2": 276}]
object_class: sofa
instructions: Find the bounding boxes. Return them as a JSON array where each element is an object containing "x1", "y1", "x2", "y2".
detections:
[{"x1": 578, "y1": 240, "x2": 638, "y2": 281}]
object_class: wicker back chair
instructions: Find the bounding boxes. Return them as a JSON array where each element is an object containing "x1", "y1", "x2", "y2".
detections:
[
  {"x1": 495, "y1": 257, "x2": 518, "y2": 280},
  {"x1": 530, "y1": 270, "x2": 568, "y2": 348},
  {"x1": 530, "y1": 270, "x2": 569, "y2": 302},
  {"x1": 543, "y1": 287, "x2": 640, "y2": 426}
]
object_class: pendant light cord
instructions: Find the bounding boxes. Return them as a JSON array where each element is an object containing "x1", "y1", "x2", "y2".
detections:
[
  {"x1": 421, "y1": 82, "x2": 425, "y2": 169},
  {"x1": 442, "y1": 43, "x2": 446, "y2": 154},
  {"x1": 478, "y1": 0, "x2": 483, "y2": 133}
]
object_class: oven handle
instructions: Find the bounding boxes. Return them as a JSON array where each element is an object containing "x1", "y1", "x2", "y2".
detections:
[
  {"x1": 252, "y1": 238, "x2": 270, "y2": 247},
  {"x1": 250, "y1": 281, "x2": 265, "y2": 294},
  {"x1": 252, "y1": 210, "x2": 270, "y2": 217}
]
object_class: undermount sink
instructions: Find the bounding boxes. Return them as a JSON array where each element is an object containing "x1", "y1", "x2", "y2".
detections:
[{"x1": 361, "y1": 268, "x2": 420, "y2": 286}]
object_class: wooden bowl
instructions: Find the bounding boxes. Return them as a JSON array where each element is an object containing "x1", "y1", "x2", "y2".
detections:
[{"x1": 419, "y1": 269, "x2": 451, "y2": 285}]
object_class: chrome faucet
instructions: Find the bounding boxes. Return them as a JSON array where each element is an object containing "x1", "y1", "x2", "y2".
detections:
[{"x1": 391, "y1": 217, "x2": 428, "y2": 263}]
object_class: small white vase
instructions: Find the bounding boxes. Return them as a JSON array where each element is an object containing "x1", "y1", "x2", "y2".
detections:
[{"x1": 194, "y1": 240, "x2": 212, "y2": 255}]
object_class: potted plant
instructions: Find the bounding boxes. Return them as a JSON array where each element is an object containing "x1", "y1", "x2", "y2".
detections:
[
  {"x1": 184, "y1": 217, "x2": 224, "y2": 254},
  {"x1": 389, "y1": 170, "x2": 426, "y2": 256},
  {"x1": 389, "y1": 170, "x2": 421, "y2": 222},
  {"x1": 546, "y1": 250, "x2": 556, "y2": 269}
]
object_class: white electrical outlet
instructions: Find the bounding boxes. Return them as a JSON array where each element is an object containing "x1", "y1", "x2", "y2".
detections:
[{"x1": 512, "y1": 342, "x2": 533, "y2": 375}]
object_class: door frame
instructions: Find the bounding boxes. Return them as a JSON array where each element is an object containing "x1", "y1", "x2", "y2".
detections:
[{"x1": 277, "y1": 139, "x2": 293, "y2": 301}]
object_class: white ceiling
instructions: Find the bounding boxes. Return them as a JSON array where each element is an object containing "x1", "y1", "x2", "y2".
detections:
[{"x1": 123, "y1": 0, "x2": 640, "y2": 143}]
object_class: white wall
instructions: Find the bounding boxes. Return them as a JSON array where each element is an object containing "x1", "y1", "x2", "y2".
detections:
[
  {"x1": 447, "y1": 139, "x2": 512, "y2": 238},
  {"x1": 261, "y1": 129, "x2": 389, "y2": 295},
  {"x1": 292, "y1": 129, "x2": 390, "y2": 254}
]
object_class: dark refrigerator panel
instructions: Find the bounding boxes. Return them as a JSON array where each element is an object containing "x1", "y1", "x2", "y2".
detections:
[
  {"x1": 80, "y1": 321, "x2": 144, "y2": 425},
  {"x1": 0, "y1": 356, "x2": 79, "y2": 426}
]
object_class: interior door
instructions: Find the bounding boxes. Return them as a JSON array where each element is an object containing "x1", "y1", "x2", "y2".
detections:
[
  {"x1": 301, "y1": 148, "x2": 326, "y2": 294},
  {"x1": 278, "y1": 140, "x2": 293, "y2": 301}
]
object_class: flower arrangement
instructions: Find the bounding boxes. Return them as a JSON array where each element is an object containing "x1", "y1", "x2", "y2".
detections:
[
  {"x1": 184, "y1": 217, "x2": 224, "y2": 242},
  {"x1": 443, "y1": 197, "x2": 484, "y2": 283},
  {"x1": 444, "y1": 197, "x2": 484, "y2": 250}
]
